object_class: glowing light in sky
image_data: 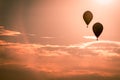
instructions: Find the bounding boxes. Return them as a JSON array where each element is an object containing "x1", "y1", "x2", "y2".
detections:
[{"x1": 95, "y1": 0, "x2": 113, "y2": 5}]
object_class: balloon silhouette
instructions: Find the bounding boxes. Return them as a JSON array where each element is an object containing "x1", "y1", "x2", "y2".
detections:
[
  {"x1": 93, "y1": 22, "x2": 103, "y2": 40},
  {"x1": 83, "y1": 11, "x2": 93, "y2": 28}
]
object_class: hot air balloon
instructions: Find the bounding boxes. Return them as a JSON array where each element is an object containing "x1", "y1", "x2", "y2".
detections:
[
  {"x1": 83, "y1": 11, "x2": 93, "y2": 28},
  {"x1": 92, "y1": 22, "x2": 103, "y2": 40}
]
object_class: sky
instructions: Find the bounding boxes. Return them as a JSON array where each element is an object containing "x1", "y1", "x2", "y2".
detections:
[{"x1": 0, "y1": 0, "x2": 120, "y2": 80}]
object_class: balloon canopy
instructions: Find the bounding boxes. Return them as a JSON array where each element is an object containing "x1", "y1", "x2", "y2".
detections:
[
  {"x1": 83, "y1": 11, "x2": 93, "y2": 28},
  {"x1": 92, "y1": 22, "x2": 103, "y2": 40}
]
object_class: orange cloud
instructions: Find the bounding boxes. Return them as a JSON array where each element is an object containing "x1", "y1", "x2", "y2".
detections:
[
  {"x1": 0, "y1": 40, "x2": 120, "y2": 78},
  {"x1": 0, "y1": 26, "x2": 21, "y2": 36},
  {"x1": 40, "y1": 37, "x2": 55, "y2": 39}
]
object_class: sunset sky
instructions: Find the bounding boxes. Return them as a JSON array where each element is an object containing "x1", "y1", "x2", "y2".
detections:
[{"x1": 0, "y1": 0, "x2": 120, "y2": 80}]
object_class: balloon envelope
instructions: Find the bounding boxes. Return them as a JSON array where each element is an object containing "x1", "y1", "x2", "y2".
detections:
[
  {"x1": 92, "y1": 22, "x2": 103, "y2": 40},
  {"x1": 83, "y1": 11, "x2": 93, "y2": 27}
]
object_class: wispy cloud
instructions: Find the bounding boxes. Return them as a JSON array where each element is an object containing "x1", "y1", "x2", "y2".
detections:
[
  {"x1": 80, "y1": 40, "x2": 120, "y2": 49},
  {"x1": 40, "y1": 37, "x2": 55, "y2": 39},
  {"x1": 0, "y1": 26, "x2": 21, "y2": 36},
  {"x1": 83, "y1": 36, "x2": 97, "y2": 40},
  {"x1": 27, "y1": 33, "x2": 36, "y2": 36}
]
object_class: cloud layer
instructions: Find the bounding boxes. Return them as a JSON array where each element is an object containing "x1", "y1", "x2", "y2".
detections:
[
  {"x1": 0, "y1": 26, "x2": 120, "y2": 80},
  {"x1": 0, "y1": 39, "x2": 120, "y2": 80}
]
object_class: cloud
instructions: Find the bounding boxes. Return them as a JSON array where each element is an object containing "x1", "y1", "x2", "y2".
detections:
[
  {"x1": 0, "y1": 39, "x2": 120, "y2": 57},
  {"x1": 0, "y1": 40, "x2": 120, "y2": 79},
  {"x1": 0, "y1": 26, "x2": 21, "y2": 36},
  {"x1": 81, "y1": 40, "x2": 120, "y2": 57},
  {"x1": 27, "y1": 33, "x2": 36, "y2": 36},
  {"x1": 40, "y1": 37, "x2": 55, "y2": 39},
  {"x1": 79, "y1": 40, "x2": 120, "y2": 49},
  {"x1": 83, "y1": 36, "x2": 97, "y2": 40}
]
